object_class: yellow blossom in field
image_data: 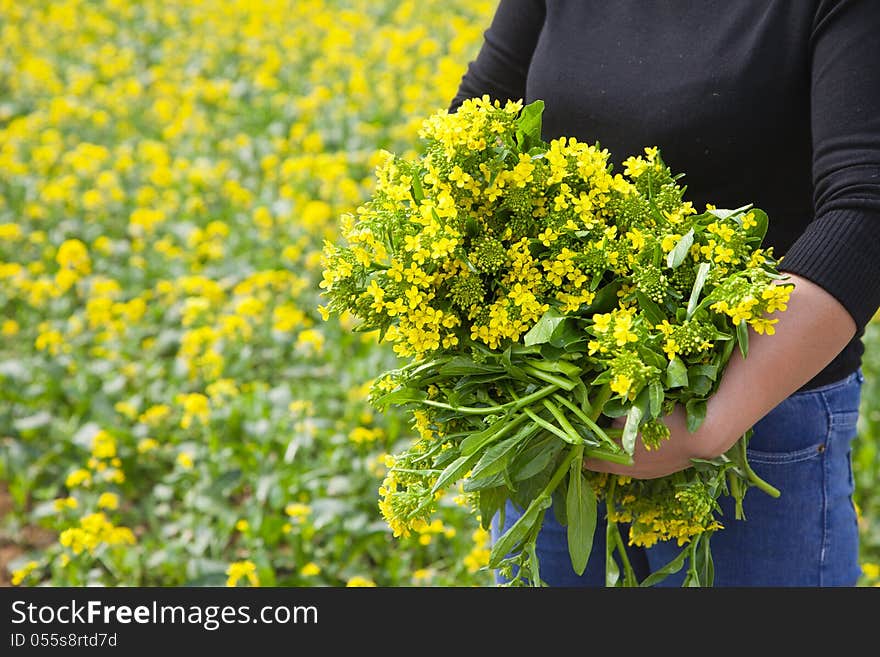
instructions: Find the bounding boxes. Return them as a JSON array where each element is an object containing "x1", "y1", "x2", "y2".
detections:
[
  {"x1": 175, "y1": 392, "x2": 210, "y2": 429},
  {"x1": 2, "y1": 319, "x2": 19, "y2": 336},
  {"x1": 139, "y1": 404, "x2": 171, "y2": 427},
  {"x1": 11, "y1": 561, "x2": 40, "y2": 586},
  {"x1": 97, "y1": 492, "x2": 120, "y2": 510},
  {"x1": 102, "y1": 468, "x2": 126, "y2": 484},
  {"x1": 65, "y1": 469, "x2": 91, "y2": 489},
  {"x1": 137, "y1": 438, "x2": 159, "y2": 453},
  {"x1": 0, "y1": 223, "x2": 23, "y2": 240},
  {"x1": 55, "y1": 238, "x2": 91, "y2": 275},
  {"x1": 345, "y1": 575, "x2": 376, "y2": 587},
  {"x1": 35, "y1": 328, "x2": 64, "y2": 356},
  {"x1": 464, "y1": 528, "x2": 491, "y2": 573},
  {"x1": 226, "y1": 561, "x2": 259, "y2": 587},
  {"x1": 296, "y1": 328, "x2": 325, "y2": 353},
  {"x1": 349, "y1": 426, "x2": 385, "y2": 445},
  {"x1": 285, "y1": 503, "x2": 311, "y2": 522},
  {"x1": 235, "y1": 519, "x2": 250, "y2": 532},
  {"x1": 114, "y1": 403, "x2": 137, "y2": 424},
  {"x1": 300, "y1": 562, "x2": 321, "y2": 577},
  {"x1": 53, "y1": 497, "x2": 79, "y2": 511},
  {"x1": 176, "y1": 452, "x2": 194, "y2": 470},
  {"x1": 91, "y1": 430, "x2": 117, "y2": 459}
]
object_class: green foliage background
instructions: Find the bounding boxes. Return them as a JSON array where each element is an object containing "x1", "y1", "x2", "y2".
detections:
[{"x1": 0, "y1": 0, "x2": 877, "y2": 587}]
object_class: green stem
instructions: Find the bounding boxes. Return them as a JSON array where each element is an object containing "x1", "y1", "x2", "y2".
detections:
[
  {"x1": 611, "y1": 521, "x2": 638, "y2": 587},
  {"x1": 737, "y1": 435, "x2": 781, "y2": 498},
  {"x1": 551, "y1": 394, "x2": 617, "y2": 448},
  {"x1": 542, "y1": 398, "x2": 587, "y2": 443},
  {"x1": 583, "y1": 447, "x2": 633, "y2": 465},
  {"x1": 522, "y1": 365, "x2": 577, "y2": 391},
  {"x1": 419, "y1": 383, "x2": 559, "y2": 415},
  {"x1": 604, "y1": 476, "x2": 637, "y2": 586},
  {"x1": 686, "y1": 539, "x2": 700, "y2": 587},
  {"x1": 523, "y1": 406, "x2": 579, "y2": 444},
  {"x1": 542, "y1": 445, "x2": 583, "y2": 500}
]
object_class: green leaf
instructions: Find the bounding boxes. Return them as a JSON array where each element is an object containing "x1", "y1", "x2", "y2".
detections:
[
  {"x1": 438, "y1": 357, "x2": 503, "y2": 376},
  {"x1": 479, "y1": 487, "x2": 508, "y2": 531},
  {"x1": 685, "y1": 262, "x2": 711, "y2": 320},
  {"x1": 649, "y1": 380, "x2": 663, "y2": 418},
  {"x1": 372, "y1": 387, "x2": 427, "y2": 410},
  {"x1": 635, "y1": 291, "x2": 666, "y2": 325},
  {"x1": 581, "y1": 280, "x2": 622, "y2": 314},
  {"x1": 463, "y1": 471, "x2": 507, "y2": 492},
  {"x1": 549, "y1": 320, "x2": 584, "y2": 349},
  {"x1": 515, "y1": 99, "x2": 545, "y2": 146},
  {"x1": 685, "y1": 398, "x2": 707, "y2": 433},
  {"x1": 488, "y1": 495, "x2": 550, "y2": 568},
  {"x1": 746, "y1": 208, "x2": 769, "y2": 243},
  {"x1": 524, "y1": 357, "x2": 581, "y2": 378},
  {"x1": 621, "y1": 405, "x2": 643, "y2": 455},
  {"x1": 470, "y1": 430, "x2": 532, "y2": 480},
  {"x1": 706, "y1": 203, "x2": 753, "y2": 221},
  {"x1": 460, "y1": 413, "x2": 528, "y2": 456},
  {"x1": 639, "y1": 547, "x2": 689, "y2": 587},
  {"x1": 666, "y1": 228, "x2": 694, "y2": 269},
  {"x1": 411, "y1": 171, "x2": 424, "y2": 202},
  {"x1": 601, "y1": 396, "x2": 629, "y2": 418},
  {"x1": 523, "y1": 307, "x2": 566, "y2": 346},
  {"x1": 666, "y1": 356, "x2": 689, "y2": 388},
  {"x1": 431, "y1": 452, "x2": 479, "y2": 495},
  {"x1": 689, "y1": 363, "x2": 718, "y2": 381},
  {"x1": 688, "y1": 374, "x2": 712, "y2": 396},
  {"x1": 512, "y1": 435, "x2": 565, "y2": 481},
  {"x1": 736, "y1": 320, "x2": 749, "y2": 358},
  {"x1": 566, "y1": 464, "x2": 598, "y2": 576}
]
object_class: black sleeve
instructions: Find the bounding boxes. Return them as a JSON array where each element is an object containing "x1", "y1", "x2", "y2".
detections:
[
  {"x1": 778, "y1": 0, "x2": 880, "y2": 329},
  {"x1": 449, "y1": 0, "x2": 546, "y2": 112}
]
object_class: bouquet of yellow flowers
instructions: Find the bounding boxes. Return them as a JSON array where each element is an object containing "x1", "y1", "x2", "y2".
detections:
[{"x1": 320, "y1": 97, "x2": 792, "y2": 586}]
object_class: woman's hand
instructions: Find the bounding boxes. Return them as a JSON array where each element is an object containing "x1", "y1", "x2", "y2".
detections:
[
  {"x1": 585, "y1": 274, "x2": 857, "y2": 480},
  {"x1": 583, "y1": 405, "x2": 731, "y2": 479}
]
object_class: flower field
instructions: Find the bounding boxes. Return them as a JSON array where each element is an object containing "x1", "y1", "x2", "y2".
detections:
[{"x1": 1, "y1": 0, "x2": 878, "y2": 587}]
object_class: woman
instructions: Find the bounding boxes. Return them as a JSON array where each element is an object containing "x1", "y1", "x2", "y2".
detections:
[{"x1": 449, "y1": 0, "x2": 880, "y2": 586}]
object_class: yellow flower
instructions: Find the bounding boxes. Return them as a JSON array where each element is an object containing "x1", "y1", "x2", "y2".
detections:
[
  {"x1": 345, "y1": 575, "x2": 376, "y2": 587},
  {"x1": 235, "y1": 519, "x2": 250, "y2": 532},
  {"x1": 11, "y1": 561, "x2": 40, "y2": 586},
  {"x1": 285, "y1": 503, "x2": 311, "y2": 522},
  {"x1": 65, "y1": 469, "x2": 91, "y2": 488},
  {"x1": 97, "y1": 492, "x2": 119, "y2": 510},
  {"x1": 610, "y1": 374, "x2": 633, "y2": 397},
  {"x1": 300, "y1": 562, "x2": 321, "y2": 577},
  {"x1": 53, "y1": 497, "x2": 78, "y2": 511},
  {"x1": 176, "y1": 452, "x2": 194, "y2": 470},
  {"x1": 175, "y1": 392, "x2": 210, "y2": 429},
  {"x1": 226, "y1": 561, "x2": 260, "y2": 587},
  {"x1": 137, "y1": 438, "x2": 159, "y2": 453},
  {"x1": 91, "y1": 430, "x2": 117, "y2": 459},
  {"x1": 55, "y1": 238, "x2": 91, "y2": 275}
]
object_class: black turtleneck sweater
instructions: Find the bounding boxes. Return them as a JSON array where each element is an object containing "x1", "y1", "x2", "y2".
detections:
[{"x1": 450, "y1": 0, "x2": 880, "y2": 390}]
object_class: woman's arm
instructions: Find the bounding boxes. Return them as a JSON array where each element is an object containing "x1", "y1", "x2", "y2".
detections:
[
  {"x1": 587, "y1": 0, "x2": 880, "y2": 478},
  {"x1": 449, "y1": 0, "x2": 545, "y2": 112},
  {"x1": 584, "y1": 273, "x2": 857, "y2": 478}
]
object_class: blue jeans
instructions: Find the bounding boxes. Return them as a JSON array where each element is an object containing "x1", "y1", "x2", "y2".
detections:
[{"x1": 492, "y1": 369, "x2": 864, "y2": 586}]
